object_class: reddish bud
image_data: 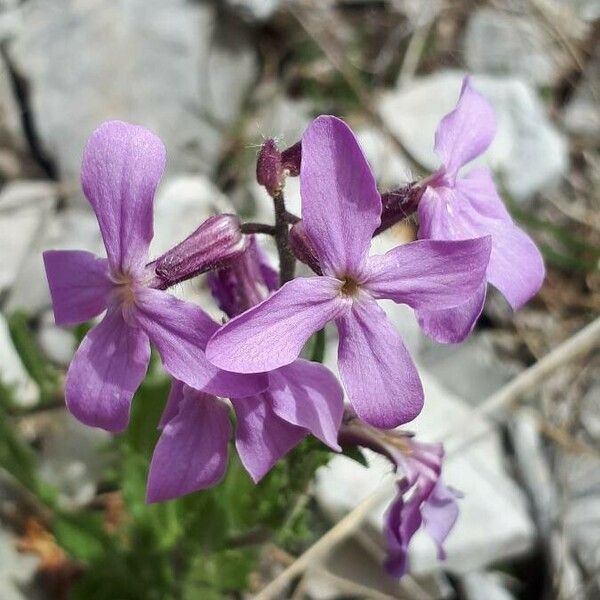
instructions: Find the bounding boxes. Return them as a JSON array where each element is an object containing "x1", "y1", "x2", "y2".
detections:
[
  {"x1": 256, "y1": 138, "x2": 283, "y2": 196},
  {"x1": 151, "y1": 214, "x2": 247, "y2": 288}
]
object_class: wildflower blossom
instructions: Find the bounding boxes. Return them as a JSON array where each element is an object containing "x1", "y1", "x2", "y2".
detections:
[
  {"x1": 146, "y1": 241, "x2": 343, "y2": 502},
  {"x1": 43, "y1": 121, "x2": 266, "y2": 432},
  {"x1": 340, "y1": 419, "x2": 459, "y2": 577},
  {"x1": 416, "y1": 77, "x2": 545, "y2": 342},
  {"x1": 207, "y1": 116, "x2": 492, "y2": 429}
]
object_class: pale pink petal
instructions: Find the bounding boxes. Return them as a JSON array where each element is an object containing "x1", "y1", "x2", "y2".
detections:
[
  {"x1": 455, "y1": 167, "x2": 511, "y2": 222},
  {"x1": 364, "y1": 237, "x2": 490, "y2": 311},
  {"x1": 206, "y1": 276, "x2": 345, "y2": 373},
  {"x1": 268, "y1": 360, "x2": 344, "y2": 450},
  {"x1": 43, "y1": 250, "x2": 112, "y2": 326},
  {"x1": 336, "y1": 293, "x2": 423, "y2": 429},
  {"x1": 65, "y1": 308, "x2": 150, "y2": 432},
  {"x1": 416, "y1": 283, "x2": 486, "y2": 344},
  {"x1": 462, "y1": 215, "x2": 545, "y2": 310},
  {"x1": 301, "y1": 116, "x2": 381, "y2": 277},
  {"x1": 434, "y1": 77, "x2": 496, "y2": 176},
  {"x1": 422, "y1": 480, "x2": 461, "y2": 560},
  {"x1": 232, "y1": 395, "x2": 306, "y2": 482},
  {"x1": 133, "y1": 288, "x2": 268, "y2": 397},
  {"x1": 81, "y1": 120, "x2": 166, "y2": 272},
  {"x1": 146, "y1": 389, "x2": 231, "y2": 503}
]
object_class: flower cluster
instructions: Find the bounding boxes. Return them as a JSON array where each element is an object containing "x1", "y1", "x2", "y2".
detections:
[{"x1": 43, "y1": 77, "x2": 543, "y2": 577}]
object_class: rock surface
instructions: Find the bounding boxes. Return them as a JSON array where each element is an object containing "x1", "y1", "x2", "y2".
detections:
[
  {"x1": 8, "y1": 0, "x2": 257, "y2": 180},
  {"x1": 0, "y1": 181, "x2": 56, "y2": 293},
  {"x1": 464, "y1": 8, "x2": 558, "y2": 86}
]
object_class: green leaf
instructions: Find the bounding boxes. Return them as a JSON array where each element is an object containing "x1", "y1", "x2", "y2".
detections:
[
  {"x1": 305, "y1": 327, "x2": 326, "y2": 363},
  {"x1": 340, "y1": 444, "x2": 369, "y2": 467},
  {"x1": 53, "y1": 512, "x2": 112, "y2": 563}
]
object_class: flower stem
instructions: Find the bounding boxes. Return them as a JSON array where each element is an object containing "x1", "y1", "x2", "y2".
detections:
[
  {"x1": 240, "y1": 222, "x2": 276, "y2": 235},
  {"x1": 273, "y1": 190, "x2": 296, "y2": 285}
]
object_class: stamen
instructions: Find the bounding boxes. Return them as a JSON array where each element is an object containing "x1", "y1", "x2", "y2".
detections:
[{"x1": 340, "y1": 276, "x2": 360, "y2": 297}]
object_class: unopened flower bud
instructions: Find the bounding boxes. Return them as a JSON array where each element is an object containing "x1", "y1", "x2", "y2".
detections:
[
  {"x1": 375, "y1": 182, "x2": 425, "y2": 236},
  {"x1": 289, "y1": 221, "x2": 322, "y2": 275},
  {"x1": 256, "y1": 138, "x2": 283, "y2": 197},
  {"x1": 281, "y1": 141, "x2": 301, "y2": 176},
  {"x1": 208, "y1": 237, "x2": 278, "y2": 318},
  {"x1": 152, "y1": 214, "x2": 247, "y2": 288}
]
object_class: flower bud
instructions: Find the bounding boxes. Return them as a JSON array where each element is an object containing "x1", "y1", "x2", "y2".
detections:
[
  {"x1": 256, "y1": 138, "x2": 283, "y2": 197},
  {"x1": 376, "y1": 182, "x2": 424, "y2": 236},
  {"x1": 208, "y1": 236, "x2": 278, "y2": 318},
  {"x1": 281, "y1": 141, "x2": 301, "y2": 176},
  {"x1": 152, "y1": 214, "x2": 247, "y2": 288},
  {"x1": 289, "y1": 221, "x2": 322, "y2": 275}
]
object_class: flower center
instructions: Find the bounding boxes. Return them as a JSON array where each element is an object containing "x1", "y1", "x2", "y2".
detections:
[
  {"x1": 340, "y1": 276, "x2": 360, "y2": 297},
  {"x1": 112, "y1": 271, "x2": 137, "y2": 308}
]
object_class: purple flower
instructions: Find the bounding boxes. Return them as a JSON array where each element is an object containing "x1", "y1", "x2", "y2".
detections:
[
  {"x1": 417, "y1": 77, "x2": 545, "y2": 343},
  {"x1": 207, "y1": 116, "x2": 492, "y2": 429},
  {"x1": 208, "y1": 236, "x2": 278, "y2": 318},
  {"x1": 339, "y1": 418, "x2": 459, "y2": 577},
  {"x1": 43, "y1": 121, "x2": 266, "y2": 432},
  {"x1": 147, "y1": 239, "x2": 344, "y2": 502},
  {"x1": 384, "y1": 475, "x2": 460, "y2": 578},
  {"x1": 146, "y1": 359, "x2": 343, "y2": 502}
]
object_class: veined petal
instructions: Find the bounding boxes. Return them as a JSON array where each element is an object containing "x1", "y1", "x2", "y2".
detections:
[
  {"x1": 336, "y1": 293, "x2": 423, "y2": 429},
  {"x1": 434, "y1": 77, "x2": 496, "y2": 176},
  {"x1": 422, "y1": 480, "x2": 460, "y2": 560},
  {"x1": 383, "y1": 481, "x2": 422, "y2": 578},
  {"x1": 134, "y1": 288, "x2": 268, "y2": 397},
  {"x1": 416, "y1": 283, "x2": 486, "y2": 344},
  {"x1": 455, "y1": 167, "x2": 511, "y2": 222},
  {"x1": 268, "y1": 360, "x2": 344, "y2": 450},
  {"x1": 419, "y1": 185, "x2": 544, "y2": 309},
  {"x1": 146, "y1": 389, "x2": 231, "y2": 503},
  {"x1": 232, "y1": 395, "x2": 306, "y2": 483},
  {"x1": 65, "y1": 308, "x2": 150, "y2": 432},
  {"x1": 43, "y1": 250, "x2": 112, "y2": 326},
  {"x1": 81, "y1": 120, "x2": 166, "y2": 273},
  {"x1": 465, "y1": 216, "x2": 545, "y2": 310},
  {"x1": 364, "y1": 237, "x2": 491, "y2": 311},
  {"x1": 301, "y1": 116, "x2": 381, "y2": 276},
  {"x1": 158, "y1": 379, "x2": 184, "y2": 430},
  {"x1": 207, "y1": 276, "x2": 345, "y2": 373}
]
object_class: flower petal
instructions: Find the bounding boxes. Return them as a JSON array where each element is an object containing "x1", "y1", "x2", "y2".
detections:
[
  {"x1": 419, "y1": 185, "x2": 545, "y2": 309},
  {"x1": 301, "y1": 115, "x2": 381, "y2": 277},
  {"x1": 455, "y1": 167, "x2": 511, "y2": 222},
  {"x1": 268, "y1": 360, "x2": 344, "y2": 450},
  {"x1": 383, "y1": 481, "x2": 422, "y2": 578},
  {"x1": 364, "y1": 237, "x2": 491, "y2": 311},
  {"x1": 65, "y1": 308, "x2": 150, "y2": 432},
  {"x1": 43, "y1": 250, "x2": 112, "y2": 326},
  {"x1": 158, "y1": 379, "x2": 184, "y2": 430},
  {"x1": 81, "y1": 120, "x2": 166, "y2": 272},
  {"x1": 232, "y1": 395, "x2": 306, "y2": 483},
  {"x1": 134, "y1": 288, "x2": 268, "y2": 397},
  {"x1": 146, "y1": 389, "x2": 231, "y2": 503},
  {"x1": 416, "y1": 283, "x2": 486, "y2": 344},
  {"x1": 422, "y1": 480, "x2": 460, "y2": 560},
  {"x1": 336, "y1": 293, "x2": 423, "y2": 428},
  {"x1": 207, "y1": 276, "x2": 344, "y2": 373},
  {"x1": 434, "y1": 76, "x2": 496, "y2": 176},
  {"x1": 470, "y1": 218, "x2": 545, "y2": 310}
]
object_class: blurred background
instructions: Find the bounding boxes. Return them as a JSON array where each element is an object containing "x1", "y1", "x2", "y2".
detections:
[{"x1": 0, "y1": 0, "x2": 598, "y2": 598}]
